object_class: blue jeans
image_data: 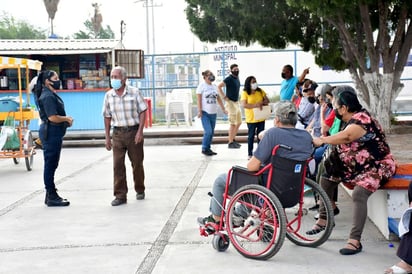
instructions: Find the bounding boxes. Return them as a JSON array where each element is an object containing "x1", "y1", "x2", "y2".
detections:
[
  {"x1": 210, "y1": 173, "x2": 226, "y2": 216},
  {"x1": 39, "y1": 123, "x2": 66, "y2": 191},
  {"x1": 247, "y1": 121, "x2": 265, "y2": 156},
  {"x1": 201, "y1": 111, "x2": 216, "y2": 152}
]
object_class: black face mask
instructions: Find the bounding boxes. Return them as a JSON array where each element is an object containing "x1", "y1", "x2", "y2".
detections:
[
  {"x1": 208, "y1": 75, "x2": 215, "y2": 82},
  {"x1": 334, "y1": 108, "x2": 343, "y2": 120},
  {"x1": 232, "y1": 70, "x2": 239, "y2": 77},
  {"x1": 51, "y1": 80, "x2": 61, "y2": 90},
  {"x1": 281, "y1": 72, "x2": 286, "y2": 79},
  {"x1": 308, "y1": 97, "x2": 316, "y2": 104},
  {"x1": 327, "y1": 103, "x2": 333, "y2": 109}
]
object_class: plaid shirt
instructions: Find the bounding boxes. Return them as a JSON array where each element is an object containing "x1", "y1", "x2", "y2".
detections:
[{"x1": 102, "y1": 85, "x2": 147, "y2": 127}]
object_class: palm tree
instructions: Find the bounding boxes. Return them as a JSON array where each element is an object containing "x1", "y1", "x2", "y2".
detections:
[
  {"x1": 43, "y1": 0, "x2": 60, "y2": 35},
  {"x1": 91, "y1": 3, "x2": 103, "y2": 38}
]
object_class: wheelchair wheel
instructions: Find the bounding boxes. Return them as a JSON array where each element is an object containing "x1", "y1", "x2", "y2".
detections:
[
  {"x1": 285, "y1": 177, "x2": 334, "y2": 247},
  {"x1": 212, "y1": 233, "x2": 230, "y2": 252},
  {"x1": 225, "y1": 184, "x2": 287, "y2": 260}
]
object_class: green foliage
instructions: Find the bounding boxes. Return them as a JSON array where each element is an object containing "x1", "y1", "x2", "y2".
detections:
[
  {"x1": 0, "y1": 12, "x2": 46, "y2": 39},
  {"x1": 72, "y1": 19, "x2": 115, "y2": 39},
  {"x1": 185, "y1": 0, "x2": 412, "y2": 72}
]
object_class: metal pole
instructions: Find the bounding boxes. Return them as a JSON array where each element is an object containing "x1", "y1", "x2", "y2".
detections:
[
  {"x1": 145, "y1": 0, "x2": 150, "y2": 54},
  {"x1": 151, "y1": 0, "x2": 155, "y2": 54}
]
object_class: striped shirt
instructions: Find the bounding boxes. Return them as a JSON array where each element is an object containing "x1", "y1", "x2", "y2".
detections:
[{"x1": 102, "y1": 85, "x2": 147, "y2": 127}]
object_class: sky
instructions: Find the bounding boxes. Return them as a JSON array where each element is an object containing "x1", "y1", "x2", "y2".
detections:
[{"x1": 0, "y1": 0, "x2": 203, "y2": 54}]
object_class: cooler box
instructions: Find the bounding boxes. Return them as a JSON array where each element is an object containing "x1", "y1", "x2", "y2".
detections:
[{"x1": 0, "y1": 97, "x2": 19, "y2": 112}]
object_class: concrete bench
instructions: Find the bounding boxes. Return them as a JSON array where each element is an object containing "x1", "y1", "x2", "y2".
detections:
[{"x1": 367, "y1": 163, "x2": 411, "y2": 239}]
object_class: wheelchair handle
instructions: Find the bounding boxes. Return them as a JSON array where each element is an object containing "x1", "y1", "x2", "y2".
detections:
[{"x1": 279, "y1": 144, "x2": 292, "y2": 151}]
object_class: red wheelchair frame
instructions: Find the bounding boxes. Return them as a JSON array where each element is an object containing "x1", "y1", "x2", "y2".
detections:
[{"x1": 199, "y1": 144, "x2": 334, "y2": 260}]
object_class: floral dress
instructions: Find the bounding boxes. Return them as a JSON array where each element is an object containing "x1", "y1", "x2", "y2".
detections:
[{"x1": 337, "y1": 109, "x2": 396, "y2": 192}]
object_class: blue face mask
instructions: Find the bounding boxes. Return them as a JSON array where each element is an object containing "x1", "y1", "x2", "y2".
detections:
[{"x1": 111, "y1": 79, "x2": 122, "y2": 90}]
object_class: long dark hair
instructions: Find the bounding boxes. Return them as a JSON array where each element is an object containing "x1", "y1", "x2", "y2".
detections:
[{"x1": 243, "y1": 76, "x2": 262, "y2": 95}]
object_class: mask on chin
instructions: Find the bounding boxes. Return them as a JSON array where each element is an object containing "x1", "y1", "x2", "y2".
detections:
[
  {"x1": 308, "y1": 97, "x2": 316, "y2": 104},
  {"x1": 334, "y1": 108, "x2": 343, "y2": 120}
]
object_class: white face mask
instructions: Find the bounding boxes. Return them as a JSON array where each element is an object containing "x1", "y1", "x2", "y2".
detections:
[{"x1": 251, "y1": 83, "x2": 258, "y2": 90}]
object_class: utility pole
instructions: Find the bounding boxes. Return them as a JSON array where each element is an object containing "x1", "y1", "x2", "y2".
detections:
[{"x1": 134, "y1": 0, "x2": 162, "y2": 54}]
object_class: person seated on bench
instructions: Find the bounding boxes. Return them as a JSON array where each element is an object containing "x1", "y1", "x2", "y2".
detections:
[
  {"x1": 384, "y1": 181, "x2": 412, "y2": 274},
  {"x1": 197, "y1": 101, "x2": 313, "y2": 225},
  {"x1": 310, "y1": 86, "x2": 396, "y2": 255}
]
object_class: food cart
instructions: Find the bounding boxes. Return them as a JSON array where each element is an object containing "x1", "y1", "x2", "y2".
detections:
[{"x1": 0, "y1": 56, "x2": 42, "y2": 171}]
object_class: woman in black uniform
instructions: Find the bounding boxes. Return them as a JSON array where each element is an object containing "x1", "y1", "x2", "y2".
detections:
[{"x1": 34, "y1": 70, "x2": 73, "y2": 207}]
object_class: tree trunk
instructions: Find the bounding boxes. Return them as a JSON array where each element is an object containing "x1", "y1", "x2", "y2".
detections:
[{"x1": 351, "y1": 71, "x2": 404, "y2": 133}]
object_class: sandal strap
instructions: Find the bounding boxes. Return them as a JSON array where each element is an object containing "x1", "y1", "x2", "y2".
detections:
[{"x1": 346, "y1": 242, "x2": 360, "y2": 250}]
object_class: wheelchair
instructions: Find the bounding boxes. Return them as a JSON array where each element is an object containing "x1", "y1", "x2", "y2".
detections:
[{"x1": 199, "y1": 144, "x2": 335, "y2": 260}]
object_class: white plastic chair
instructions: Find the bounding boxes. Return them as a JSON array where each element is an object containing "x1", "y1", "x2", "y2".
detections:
[{"x1": 165, "y1": 89, "x2": 193, "y2": 127}]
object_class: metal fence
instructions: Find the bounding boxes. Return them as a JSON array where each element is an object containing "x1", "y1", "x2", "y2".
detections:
[{"x1": 133, "y1": 49, "x2": 412, "y2": 122}]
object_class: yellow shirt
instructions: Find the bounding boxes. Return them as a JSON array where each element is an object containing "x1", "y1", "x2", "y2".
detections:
[{"x1": 240, "y1": 89, "x2": 267, "y2": 123}]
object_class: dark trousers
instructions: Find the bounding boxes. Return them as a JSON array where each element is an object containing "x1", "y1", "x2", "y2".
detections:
[
  {"x1": 112, "y1": 128, "x2": 145, "y2": 199},
  {"x1": 397, "y1": 182, "x2": 412, "y2": 265},
  {"x1": 39, "y1": 123, "x2": 65, "y2": 191},
  {"x1": 247, "y1": 121, "x2": 265, "y2": 156}
]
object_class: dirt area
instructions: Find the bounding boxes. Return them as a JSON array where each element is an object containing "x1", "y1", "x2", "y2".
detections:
[{"x1": 387, "y1": 133, "x2": 412, "y2": 163}]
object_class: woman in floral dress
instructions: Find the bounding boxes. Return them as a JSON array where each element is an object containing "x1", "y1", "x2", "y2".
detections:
[{"x1": 307, "y1": 85, "x2": 396, "y2": 255}]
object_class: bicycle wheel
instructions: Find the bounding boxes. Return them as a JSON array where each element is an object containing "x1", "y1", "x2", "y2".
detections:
[
  {"x1": 285, "y1": 177, "x2": 334, "y2": 247},
  {"x1": 23, "y1": 130, "x2": 34, "y2": 171},
  {"x1": 225, "y1": 184, "x2": 287, "y2": 260}
]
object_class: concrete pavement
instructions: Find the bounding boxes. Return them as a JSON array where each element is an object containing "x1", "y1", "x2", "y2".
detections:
[{"x1": 0, "y1": 124, "x2": 410, "y2": 274}]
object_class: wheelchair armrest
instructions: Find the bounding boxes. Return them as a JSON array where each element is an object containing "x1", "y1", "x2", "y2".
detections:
[{"x1": 232, "y1": 165, "x2": 256, "y2": 175}]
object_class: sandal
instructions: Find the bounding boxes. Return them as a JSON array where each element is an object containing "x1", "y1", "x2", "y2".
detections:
[
  {"x1": 384, "y1": 264, "x2": 412, "y2": 274},
  {"x1": 305, "y1": 224, "x2": 326, "y2": 235},
  {"x1": 339, "y1": 242, "x2": 362, "y2": 255}
]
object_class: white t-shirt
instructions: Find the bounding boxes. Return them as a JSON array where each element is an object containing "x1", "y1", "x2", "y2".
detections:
[{"x1": 196, "y1": 82, "x2": 219, "y2": 114}]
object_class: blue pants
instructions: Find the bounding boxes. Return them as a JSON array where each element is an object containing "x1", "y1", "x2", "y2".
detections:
[
  {"x1": 39, "y1": 123, "x2": 66, "y2": 192},
  {"x1": 247, "y1": 121, "x2": 265, "y2": 156},
  {"x1": 201, "y1": 111, "x2": 216, "y2": 152}
]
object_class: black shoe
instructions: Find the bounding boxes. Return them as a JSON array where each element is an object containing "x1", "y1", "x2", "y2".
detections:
[
  {"x1": 111, "y1": 198, "x2": 127, "y2": 206},
  {"x1": 202, "y1": 150, "x2": 216, "y2": 156},
  {"x1": 309, "y1": 204, "x2": 319, "y2": 211},
  {"x1": 136, "y1": 192, "x2": 145, "y2": 200},
  {"x1": 228, "y1": 142, "x2": 240, "y2": 149},
  {"x1": 46, "y1": 189, "x2": 70, "y2": 207},
  {"x1": 306, "y1": 224, "x2": 326, "y2": 235},
  {"x1": 339, "y1": 242, "x2": 362, "y2": 255},
  {"x1": 233, "y1": 141, "x2": 241, "y2": 148}
]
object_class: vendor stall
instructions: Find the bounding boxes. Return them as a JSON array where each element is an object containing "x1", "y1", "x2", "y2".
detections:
[
  {"x1": 0, "y1": 39, "x2": 144, "y2": 131},
  {"x1": 0, "y1": 56, "x2": 42, "y2": 171}
]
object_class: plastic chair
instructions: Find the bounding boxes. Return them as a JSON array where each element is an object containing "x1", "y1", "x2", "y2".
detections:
[{"x1": 165, "y1": 89, "x2": 193, "y2": 127}]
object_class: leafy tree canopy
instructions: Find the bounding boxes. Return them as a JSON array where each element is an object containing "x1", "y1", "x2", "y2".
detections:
[
  {"x1": 72, "y1": 20, "x2": 115, "y2": 39},
  {"x1": 0, "y1": 12, "x2": 46, "y2": 39},
  {"x1": 185, "y1": 0, "x2": 412, "y2": 131}
]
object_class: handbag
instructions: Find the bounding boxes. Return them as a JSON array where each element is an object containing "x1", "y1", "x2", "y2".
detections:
[
  {"x1": 1, "y1": 114, "x2": 20, "y2": 150},
  {"x1": 323, "y1": 145, "x2": 345, "y2": 178}
]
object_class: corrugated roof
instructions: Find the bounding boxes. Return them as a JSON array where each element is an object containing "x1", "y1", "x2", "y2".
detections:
[{"x1": 0, "y1": 39, "x2": 124, "y2": 55}]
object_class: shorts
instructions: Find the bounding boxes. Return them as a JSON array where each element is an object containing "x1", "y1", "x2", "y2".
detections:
[{"x1": 226, "y1": 100, "x2": 242, "y2": 125}]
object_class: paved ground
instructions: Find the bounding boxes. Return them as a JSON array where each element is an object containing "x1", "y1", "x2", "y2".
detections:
[{"x1": 0, "y1": 123, "x2": 410, "y2": 274}]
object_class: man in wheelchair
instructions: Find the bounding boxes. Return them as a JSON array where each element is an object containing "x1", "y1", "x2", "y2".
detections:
[{"x1": 198, "y1": 101, "x2": 314, "y2": 226}]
